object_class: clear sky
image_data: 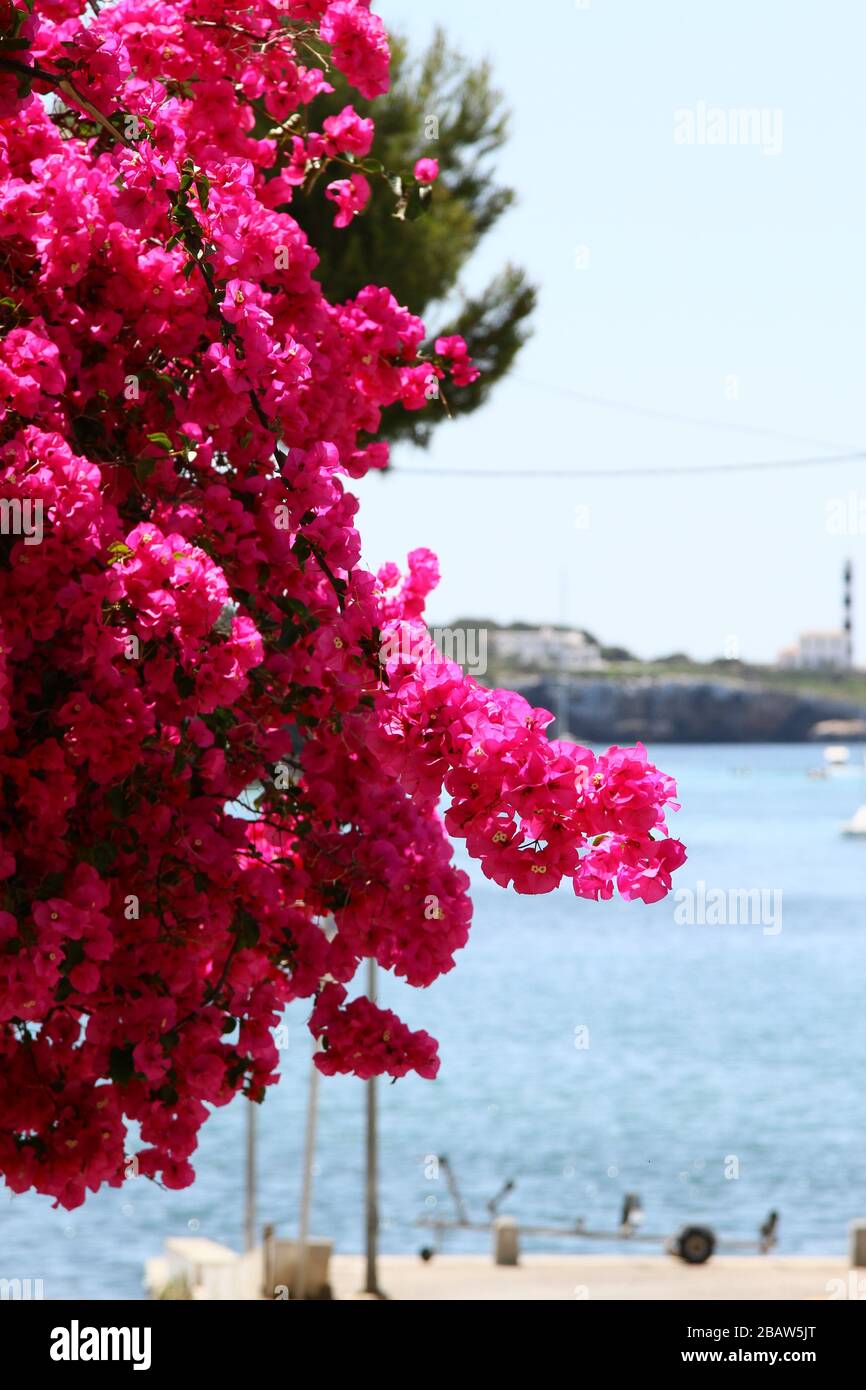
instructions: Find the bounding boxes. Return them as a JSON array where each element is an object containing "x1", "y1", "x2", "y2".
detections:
[{"x1": 350, "y1": 0, "x2": 866, "y2": 663}]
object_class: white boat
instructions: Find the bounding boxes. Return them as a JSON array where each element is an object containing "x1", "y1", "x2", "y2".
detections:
[
  {"x1": 824, "y1": 745, "x2": 851, "y2": 766},
  {"x1": 841, "y1": 804, "x2": 866, "y2": 837}
]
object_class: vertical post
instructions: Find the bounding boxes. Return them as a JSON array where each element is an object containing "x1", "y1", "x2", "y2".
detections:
[
  {"x1": 557, "y1": 567, "x2": 570, "y2": 739},
  {"x1": 850, "y1": 1219, "x2": 866, "y2": 1268},
  {"x1": 844, "y1": 558, "x2": 853, "y2": 668},
  {"x1": 293, "y1": 1052, "x2": 320, "y2": 1300},
  {"x1": 261, "y1": 1222, "x2": 274, "y2": 1300},
  {"x1": 493, "y1": 1215, "x2": 520, "y2": 1266},
  {"x1": 363, "y1": 956, "x2": 384, "y2": 1296},
  {"x1": 244, "y1": 1100, "x2": 257, "y2": 1252}
]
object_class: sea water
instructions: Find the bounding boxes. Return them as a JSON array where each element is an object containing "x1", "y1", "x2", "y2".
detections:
[{"x1": 3, "y1": 744, "x2": 865, "y2": 1298}]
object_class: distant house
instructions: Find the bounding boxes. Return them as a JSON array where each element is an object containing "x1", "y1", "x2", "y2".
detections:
[
  {"x1": 777, "y1": 630, "x2": 851, "y2": 671},
  {"x1": 491, "y1": 624, "x2": 605, "y2": 674}
]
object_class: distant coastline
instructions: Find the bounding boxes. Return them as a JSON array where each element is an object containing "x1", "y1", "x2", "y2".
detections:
[
  {"x1": 438, "y1": 620, "x2": 866, "y2": 743},
  {"x1": 517, "y1": 670, "x2": 866, "y2": 744}
]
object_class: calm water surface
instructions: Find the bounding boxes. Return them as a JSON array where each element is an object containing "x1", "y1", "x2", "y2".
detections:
[{"x1": 4, "y1": 744, "x2": 866, "y2": 1297}]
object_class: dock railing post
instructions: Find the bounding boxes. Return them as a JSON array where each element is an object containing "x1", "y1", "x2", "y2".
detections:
[
  {"x1": 850, "y1": 1219, "x2": 866, "y2": 1268},
  {"x1": 493, "y1": 1215, "x2": 520, "y2": 1266},
  {"x1": 244, "y1": 1100, "x2": 257, "y2": 1252},
  {"x1": 362, "y1": 957, "x2": 386, "y2": 1297},
  {"x1": 292, "y1": 1050, "x2": 321, "y2": 1299}
]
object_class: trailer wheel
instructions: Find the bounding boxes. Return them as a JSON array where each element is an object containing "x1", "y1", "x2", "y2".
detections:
[{"x1": 675, "y1": 1225, "x2": 716, "y2": 1264}]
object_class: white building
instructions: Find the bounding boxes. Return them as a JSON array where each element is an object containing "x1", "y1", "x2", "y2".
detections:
[
  {"x1": 491, "y1": 625, "x2": 605, "y2": 673},
  {"x1": 777, "y1": 630, "x2": 851, "y2": 671}
]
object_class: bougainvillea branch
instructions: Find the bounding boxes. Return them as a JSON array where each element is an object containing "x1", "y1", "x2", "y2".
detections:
[{"x1": 0, "y1": 0, "x2": 685, "y2": 1209}]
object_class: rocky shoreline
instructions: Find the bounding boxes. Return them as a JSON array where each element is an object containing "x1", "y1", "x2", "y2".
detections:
[{"x1": 521, "y1": 675, "x2": 866, "y2": 744}]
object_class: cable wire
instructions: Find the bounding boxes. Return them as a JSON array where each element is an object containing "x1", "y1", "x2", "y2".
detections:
[{"x1": 390, "y1": 449, "x2": 866, "y2": 480}]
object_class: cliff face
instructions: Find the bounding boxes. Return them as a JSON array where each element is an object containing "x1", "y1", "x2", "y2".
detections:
[{"x1": 521, "y1": 676, "x2": 866, "y2": 744}]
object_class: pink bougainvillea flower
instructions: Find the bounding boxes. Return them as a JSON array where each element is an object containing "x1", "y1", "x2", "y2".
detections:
[
  {"x1": 323, "y1": 104, "x2": 375, "y2": 157},
  {"x1": 0, "y1": 0, "x2": 684, "y2": 1211},
  {"x1": 324, "y1": 172, "x2": 372, "y2": 227},
  {"x1": 414, "y1": 157, "x2": 439, "y2": 184}
]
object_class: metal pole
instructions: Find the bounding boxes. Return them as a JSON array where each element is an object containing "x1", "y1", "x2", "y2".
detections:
[
  {"x1": 557, "y1": 567, "x2": 569, "y2": 738},
  {"x1": 293, "y1": 1051, "x2": 320, "y2": 1300},
  {"x1": 844, "y1": 558, "x2": 853, "y2": 667},
  {"x1": 244, "y1": 1100, "x2": 257, "y2": 1252},
  {"x1": 363, "y1": 956, "x2": 384, "y2": 1296}
]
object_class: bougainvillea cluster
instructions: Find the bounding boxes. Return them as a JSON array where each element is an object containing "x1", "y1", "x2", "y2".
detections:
[{"x1": 0, "y1": 0, "x2": 685, "y2": 1208}]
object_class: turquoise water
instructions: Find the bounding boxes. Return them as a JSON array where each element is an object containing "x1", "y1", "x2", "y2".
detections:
[{"x1": 4, "y1": 744, "x2": 866, "y2": 1298}]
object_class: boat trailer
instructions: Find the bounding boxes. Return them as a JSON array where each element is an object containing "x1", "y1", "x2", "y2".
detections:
[{"x1": 417, "y1": 1156, "x2": 779, "y2": 1266}]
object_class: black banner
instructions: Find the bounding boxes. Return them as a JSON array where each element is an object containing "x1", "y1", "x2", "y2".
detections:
[{"x1": 0, "y1": 1297, "x2": 860, "y2": 1375}]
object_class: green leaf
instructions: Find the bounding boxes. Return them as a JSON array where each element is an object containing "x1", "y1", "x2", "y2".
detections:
[
  {"x1": 62, "y1": 940, "x2": 85, "y2": 967},
  {"x1": 234, "y1": 911, "x2": 260, "y2": 950},
  {"x1": 292, "y1": 534, "x2": 312, "y2": 569},
  {"x1": 107, "y1": 540, "x2": 133, "y2": 566},
  {"x1": 109, "y1": 1044, "x2": 137, "y2": 1087},
  {"x1": 92, "y1": 841, "x2": 118, "y2": 872},
  {"x1": 405, "y1": 183, "x2": 434, "y2": 222},
  {"x1": 280, "y1": 616, "x2": 309, "y2": 648},
  {"x1": 133, "y1": 456, "x2": 157, "y2": 484},
  {"x1": 173, "y1": 670, "x2": 196, "y2": 700},
  {"x1": 147, "y1": 432, "x2": 174, "y2": 452}
]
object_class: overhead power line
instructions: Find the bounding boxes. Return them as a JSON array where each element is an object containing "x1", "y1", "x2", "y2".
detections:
[
  {"x1": 514, "y1": 376, "x2": 859, "y2": 455},
  {"x1": 391, "y1": 449, "x2": 866, "y2": 480}
]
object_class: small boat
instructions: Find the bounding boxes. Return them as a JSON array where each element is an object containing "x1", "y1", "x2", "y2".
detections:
[
  {"x1": 825, "y1": 745, "x2": 851, "y2": 767},
  {"x1": 841, "y1": 804, "x2": 866, "y2": 837}
]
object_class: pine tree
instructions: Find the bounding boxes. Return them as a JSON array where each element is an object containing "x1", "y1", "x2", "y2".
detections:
[{"x1": 293, "y1": 27, "x2": 536, "y2": 448}]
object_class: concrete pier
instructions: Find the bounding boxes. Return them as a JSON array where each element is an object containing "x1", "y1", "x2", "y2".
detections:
[
  {"x1": 328, "y1": 1254, "x2": 854, "y2": 1302},
  {"x1": 145, "y1": 1240, "x2": 860, "y2": 1301}
]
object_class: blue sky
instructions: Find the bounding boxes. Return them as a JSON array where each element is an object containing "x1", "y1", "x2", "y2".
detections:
[{"x1": 347, "y1": 0, "x2": 866, "y2": 663}]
